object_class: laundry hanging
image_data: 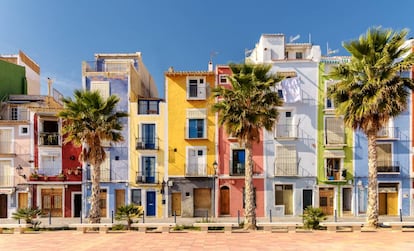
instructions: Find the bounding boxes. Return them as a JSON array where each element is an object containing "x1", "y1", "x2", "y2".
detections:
[{"x1": 281, "y1": 77, "x2": 302, "y2": 103}]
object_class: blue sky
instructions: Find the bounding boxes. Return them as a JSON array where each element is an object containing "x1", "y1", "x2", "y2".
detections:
[{"x1": 1, "y1": 0, "x2": 414, "y2": 98}]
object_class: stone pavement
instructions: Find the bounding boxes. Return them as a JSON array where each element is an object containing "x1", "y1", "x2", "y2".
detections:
[{"x1": 1, "y1": 229, "x2": 414, "y2": 251}]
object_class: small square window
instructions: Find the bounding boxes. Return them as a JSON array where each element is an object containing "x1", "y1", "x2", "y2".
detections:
[
  {"x1": 197, "y1": 150, "x2": 203, "y2": 156},
  {"x1": 296, "y1": 52, "x2": 303, "y2": 59},
  {"x1": 19, "y1": 125, "x2": 29, "y2": 136},
  {"x1": 285, "y1": 112, "x2": 291, "y2": 118}
]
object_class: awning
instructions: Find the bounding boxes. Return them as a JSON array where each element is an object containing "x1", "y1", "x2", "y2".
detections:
[{"x1": 323, "y1": 150, "x2": 345, "y2": 158}]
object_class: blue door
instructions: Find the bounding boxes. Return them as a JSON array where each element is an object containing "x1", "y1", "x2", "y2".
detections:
[
  {"x1": 142, "y1": 124, "x2": 155, "y2": 149},
  {"x1": 146, "y1": 191, "x2": 156, "y2": 216},
  {"x1": 143, "y1": 157, "x2": 155, "y2": 183}
]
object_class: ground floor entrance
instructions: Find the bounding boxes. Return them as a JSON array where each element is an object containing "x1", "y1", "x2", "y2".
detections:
[
  {"x1": 379, "y1": 183, "x2": 399, "y2": 216},
  {"x1": 41, "y1": 188, "x2": 63, "y2": 217},
  {"x1": 0, "y1": 194, "x2": 7, "y2": 218},
  {"x1": 319, "y1": 187, "x2": 334, "y2": 215},
  {"x1": 194, "y1": 188, "x2": 211, "y2": 217}
]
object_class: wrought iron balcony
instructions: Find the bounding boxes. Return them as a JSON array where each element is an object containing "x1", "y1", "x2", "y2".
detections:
[
  {"x1": 39, "y1": 132, "x2": 60, "y2": 146},
  {"x1": 274, "y1": 124, "x2": 298, "y2": 139},
  {"x1": 0, "y1": 175, "x2": 14, "y2": 187},
  {"x1": 274, "y1": 163, "x2": 298, "y2": 176},
  {"x1": 377, "y1": 161, "x2": 400, "y2": 173},
  {"x1": 377, "y1": 127, "x2": 399, "y2": 140},
  {"x1": 135, "y1": 137, "x2": 159, "y2": 150},
  {"x1": 135, "y1": 171, "x2": 159, "y2": 184},
  {"x1": 185, "y1": 164, "x2": 207, "y2": 177},
  {"x1": 229, "y1": 160, "x2": 245, "y2": 176}
]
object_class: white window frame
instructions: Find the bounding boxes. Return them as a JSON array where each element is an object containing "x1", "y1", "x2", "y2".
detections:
[
  {"x1": 274, "y1": 183, "x2": 294, "y2": 215},
  {"x1": 324, "y1": 116, "x2": 345, "y2": 146},
  {"x1": 186, "y1": 77, "x2": 206, "y2": 100},
  {"x1": 219, "y1": 74, "x2": 229, "y2": 85},
  {"x1": 186, "y1": 109, "x2": 207, "y2": 139},
  {"x1": 274, "y1": 108, "x2": 297, "y2": 139},
  {"x1": 90, "y1": 81, "x2": 110, "y2": 100},
  {"x1": 38, "y1": 151, "x2": 62, "y2": 176},
  {"x1": 325, "y1": 80, "x2": 337, "y2": 110},
  {"x1": 0, "y1": 158, "x2": 14, "y2": 187},
  {"x1": 0, "y1": 127, "x2": 14, "y2": 154},
  {"x1": 18, "y1": 125, "x2": 29, "y2": 136},
  {"x1": 325, "y1": 157, "x2": 344, "y2": 181}
]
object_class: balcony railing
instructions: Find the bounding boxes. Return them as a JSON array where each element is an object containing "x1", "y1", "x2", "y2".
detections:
[
  {"x1": 274, "y1": 124, "x2": 298, "y2": 139},
  {"x1": 377, "y1": 127, "x2": 399, "y2": 140},
  {"x1": 135, "y1": 138, "x2": 159, "y2": 150},
  {"x1": 83, "y1": 61, "x2": 132, "y2": 73},
  {"x1": 185, "y1": 164, "x2": 207, "y2": 177},
  {"x1": 39, "y1": 132, "x2": 60, "y2": 146},
  {"x1": 0, "y1": 175, "x2": 14, "y2": 187},
  {"x1": 378, "y1": 161, "x2": 400, "y2": 173},
  {"x1": 275, "y1": 163, "x2": 298, "y2": 176},
  {"x1": 229, "y1": 160, "x2": 245, "y2": 176},
  {"x1": 0, "y1": 141, "x2": 13, "y2": 154},
  {"x1": 135, "y1": 171, "x2": 159, "y2": 184}
]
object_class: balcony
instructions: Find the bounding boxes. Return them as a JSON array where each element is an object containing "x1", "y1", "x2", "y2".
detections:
[
  {"x1": 377, "y1": 127, "x2": 399, "y2": 140},
  {"x1": 83, "y1": 61, "x2": 132, "y2": 73},
  {"x1": 135, "y1": 138, "x2": 159, "y2": 150},
  {"x1": 275, "y1": 163, "x2": 298, "y2": 176},
  {"x1": 0, "y1": 141, "x2": 13, "y2": 155},
  {"x1": 185, "y1": 164, "x2": 207, "y2": 177},
  {"x1": 135, "y1": 171, "x2": 159, "y2": 184},
  {"x1": 0, "y1": 175, "x2": 14, "y2": 187},
  {"x1": 39, "y1": 132, "x2": 60, "y2": 146},
  {"x1": 377, "y1": 161, "x2": 400, "y2": 174},
  {"x1": 229, "y1": 161, "x2": 245, "y2": 176},
  {"x1": 274, "y1": 124, "x2": 298, "y2": 139}
]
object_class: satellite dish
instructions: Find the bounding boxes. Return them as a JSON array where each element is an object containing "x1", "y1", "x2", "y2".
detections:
[{"x1": 289, "y1": 34, "x2": 300, "y2": 43}]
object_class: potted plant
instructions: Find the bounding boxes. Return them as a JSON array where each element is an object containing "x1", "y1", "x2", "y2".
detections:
[
  {"x1": 30, "y1": 172, "x2": 39, "y2": 181},
  {"x1": 67, "y1": 169, "x2": 73, "y2": 175},
  {"x1": 57, "y1": 173, "x2": 65, "y2": 181}
]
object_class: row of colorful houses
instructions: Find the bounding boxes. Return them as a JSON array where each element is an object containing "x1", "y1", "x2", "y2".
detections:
[{"x1": 0, "y1": 33, "x2": 413, "y2": 220}]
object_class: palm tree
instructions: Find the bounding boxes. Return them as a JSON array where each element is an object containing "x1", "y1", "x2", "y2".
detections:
[
  {"x1": 213, "y1": 63, "x2": 283, "y2": 230},
  {"x1": 327, "y1": 27, "x2": 414, "y2": 228},
  {"x1": 115, "y1": 204, "x2": 144, "y2": 230},
  {"x1": 58, "y1": 90, "x2": 128, "y2": 223}
]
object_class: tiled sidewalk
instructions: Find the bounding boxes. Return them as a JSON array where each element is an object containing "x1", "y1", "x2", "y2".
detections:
[{"x1": 1, "y1": 230, "x2": 414, "y2": 251}]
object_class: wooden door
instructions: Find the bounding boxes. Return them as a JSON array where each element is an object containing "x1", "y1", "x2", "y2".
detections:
[
  {"x1": 194, "y1": 188, "x2": 211, "y2": 217},
  {"x1": 115, "y1": 189, "x2": 125, "y2": 214},
  {"x1": 319, "y1": 188, "x2": 334, "y2": 215},
  {"x1": 171, "y1": 192, "x2": 181, "y2": 216},
  {"x1": 379, "y1": 193, "x2": 387, "y2": 215},
  {"x1": 0, "y1": 194, "x2": 7, "y2": 218},
  {"x1": 387, "y1": 193, "x2": 398, "y2": 215},
  {"x1": 41, "y1": 189, "x2": 63, "y2": 217},
  {"x1": 18, "y1": 193, "x2": 28, "y2": 209},
  {"x1": 303, "y1": 189, "x2": 313, "y2": 211},
  {"x1": 220, "y1": 187, "x2": 230, "y2": 215},
  {"x1": 100, "y1": 189, "x2": 107, "y2": 217}
]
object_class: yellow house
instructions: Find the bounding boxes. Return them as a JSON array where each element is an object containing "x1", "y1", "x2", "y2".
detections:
[
  {"x1": 165, "y1": 69, "x2": 217, "y2": 217},
  {"x1": 130, "y1": 97, "x2": 166, "y2": 218}
]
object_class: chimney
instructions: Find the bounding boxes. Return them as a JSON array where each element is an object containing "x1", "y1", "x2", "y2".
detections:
[
  {"x1": 47, "y1": 77, "x2": 52, "y2": 96},
  {"x1": 208, "y1": 61, "x2": 213, "y2": 72}
]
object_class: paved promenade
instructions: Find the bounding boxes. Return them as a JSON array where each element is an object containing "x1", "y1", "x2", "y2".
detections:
[
  {"x1": 1, "y1": 229, "x2": 414, "y2": 251},
  {"x1": 1, "y1": 216, "x2": 414, "y2": 250}
]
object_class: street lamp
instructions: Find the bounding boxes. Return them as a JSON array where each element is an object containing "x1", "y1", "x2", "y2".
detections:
[{"x1": 212, "y1": 161, "x2": 218, "y2": 217}]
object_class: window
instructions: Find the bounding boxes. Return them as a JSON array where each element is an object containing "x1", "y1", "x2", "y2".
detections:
[
  {"x1": 242, "y1": 187, "x2": 256, "y2": 208},
  {"x1": 11, "y1": 107, "x2": 18, "y2": 120},
  {"x1": 377, "y1": 120, "x2": 395, "y2": 139},
  {"x1": 186, "y1": 109, "x2": 207, "y2": 139},
  {"x1": 0, "y1": 160, "x2": 13, "y2": 186},
  {"x1": 138, "y1": 100, "x2": 159, "y2": 114},
  {"x1": 275, "y1": 110, "x2": 296, "y2": 138},
  {"x1": 325, "y1": 80, "x2": 336, "y2": 109},
  {"x1": 231, "y1": 149, "x2": 245, "y2": 175},
  {"x1": 141, "y1": 156, "x2": 156, "y2": 183},
  {"x1": 0, "y1": 128, "x2": 13, "y2": 154},
  {"x1": 325, "y1": 117, "x2": 345, "y2": 145},
  {"x1": 91, "y1": 81, "x2": 110, "y2": 99},
  {"x1": 187, "y1": 77, "x2": 206, "y2": 100},
  {"x1": 219, "y1": 75, "x2": 229, "y2": 84},
  {"x1": 138, "y1": 124, "x2": 156, "y2": 149},
  {"x1": 100, "y1": 151, "x2": 110, "y2": 182},
  {"x1": 131, "y1": 189, "x2": 142, "y2": 206},
  {"x1": 40, "y1": 120, "x2": 59, "y2": 146},
  {"x1": 295, "y1": 52, "x2": 303, "y2": 59},
  {"x1": 19, "y1": 125, "x2": 29, "y2": 136},
  {"x1": 377, "y1": 143, "x2": 398, "y2": 173},
  {"x1": 275, "y1": 145, "x2": 297, "y2": 176},
  {"x1": 326, "y1": 158, "x2": 341, "y2": 180},
  {"x1": 186, "y1": 147, "x2": 206, "y2": 176},
  {"x1": 275, "y1": 184, "x2": 293, "y2": 215},
  {"x1": 39, "y1": 155, "x2": 61, "y2": 176}
]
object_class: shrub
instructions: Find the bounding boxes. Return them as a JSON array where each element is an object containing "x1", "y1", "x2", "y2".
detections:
[
  {"x1": 12, "y1": 207, "x2": 42, "y2": 230},
  {"x1": 302, "y1": 206, "x2": 326, "y2": 230},
  {"x1": 115, "y1": 204, "x2": 143, "y2": 230}
]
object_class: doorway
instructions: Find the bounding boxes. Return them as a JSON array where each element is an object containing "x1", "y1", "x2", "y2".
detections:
[
  {"x1": 115, "y1": 189, "x2": 125, "y2": 214},
  {"x1": 73, "y1": 193, "x2": 81, "y2": 217},
  {"x1": 100, "y1": 189, "x2": 107, "y2": 217},
  {"x1": 171, "y1": 192, "x2": 181, "y2": 216},
  {"x1": 0, "y1": 194, "x2": 7, "y2": 218},
  {"x1": 41, "y1": 188, "x2": 63, "y2": 217},
  {"x1": 194, "y1": 188, "x2": 211, "y2": 217},
  {"x1": 146, "y1": 191, "x2": 156, "y2": 216},
  {"x1": 319, "y1": 187, "x2": 334, "y2": 215},
  {"x1": 220, "y1": 186, "x2": 230, "y2": 215},
  {"x1": 303, "y1": 189, "x2": 313, "y2": 211},
  {"x1": 18, "y1": 193, "x2": 28, "y2": 209},
  {"x1": 379, "y1": 183, "x2": 398, "y2": 215},
  {"x1": 342, "y1": 187, "x2": 352, "y2": 215}
]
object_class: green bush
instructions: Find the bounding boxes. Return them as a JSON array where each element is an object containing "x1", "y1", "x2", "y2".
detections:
[
  {"x1": 115, "y1": 204, "x2": 143, "y2": 230},
  {"x1": 12, "y1": 207, "x2": 42, "y2": 230},
  {"x1": 302, "y1": 206, "x2": 326, "y2": 230}
]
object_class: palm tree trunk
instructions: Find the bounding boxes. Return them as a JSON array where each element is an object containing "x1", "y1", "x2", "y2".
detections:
[
  {"x1": 366, "y1": 132, "x2": 378, "y2": 228},
  {"x1": 89, "y1": 163, "x2": 101, "y2": 223},
  {"x1": 244, "y1": 141, "x2": 256, "y2": 230}
]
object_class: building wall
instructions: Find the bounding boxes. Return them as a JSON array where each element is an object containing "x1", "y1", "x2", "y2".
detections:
[{"x1": 0, "y1": 60, "x2": 27, "y2": 99}]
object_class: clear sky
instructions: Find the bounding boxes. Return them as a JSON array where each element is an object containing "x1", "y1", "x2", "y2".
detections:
[{"x1": 1, "y1": 0, "x2": 414, "y2": 98}]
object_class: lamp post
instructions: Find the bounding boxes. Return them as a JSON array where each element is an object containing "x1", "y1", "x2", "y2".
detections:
[{"x1": 213, "y1": 161, "x2": 218, "y2": 218}]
